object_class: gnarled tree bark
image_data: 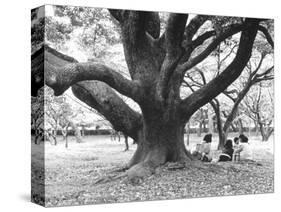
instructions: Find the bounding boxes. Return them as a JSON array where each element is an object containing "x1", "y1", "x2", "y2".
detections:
[{"x1": 31, "y1": 11, "x2": 263, "y2": 180}]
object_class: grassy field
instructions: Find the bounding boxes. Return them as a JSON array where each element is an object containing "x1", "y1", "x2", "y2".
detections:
[{"x1": 31, "y1": 133, "x2": 274, "y2": 207}]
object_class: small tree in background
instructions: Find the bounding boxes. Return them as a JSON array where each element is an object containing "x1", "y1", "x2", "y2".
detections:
[{"x1": 31, "y1": 88, "x2": 44, "y2": 144}]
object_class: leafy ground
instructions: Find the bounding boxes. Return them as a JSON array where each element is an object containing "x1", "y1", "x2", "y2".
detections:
[{"x1": 31, "y1": 134, "x2": 274, "y2": 207}]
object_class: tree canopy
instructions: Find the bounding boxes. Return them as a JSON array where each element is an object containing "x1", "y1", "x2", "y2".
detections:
[{"x1": 31, "y1": 5, "x2": 274, "y2": 181}]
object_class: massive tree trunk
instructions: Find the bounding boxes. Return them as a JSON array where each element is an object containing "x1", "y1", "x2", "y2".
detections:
[
  {"x1": 31, "y1": 11, "x2": 262, "y2": 180},
  {"x1": 127, "y1": 110, "x2": 191, "y2": 178},
  {"x1": 129, "y1": 111, "x2": 190, "y2": 166}
]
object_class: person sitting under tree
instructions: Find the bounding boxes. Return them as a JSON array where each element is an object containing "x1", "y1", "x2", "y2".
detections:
[
  {"x1": 200, "y1": 134, "x2": 213, "y2": 162},
  {"x1": 233, "y1": 137, "x2": 240, "y2": 162},
  {"x1": 191, "y1": 134, "x2": 213, "y2": 162},
  {"x1": 233, "y1": 134, "x2": 253, "y2": 161},
  {"x1": 217, "y1": 139, "x2": 234, "y2": 162}
]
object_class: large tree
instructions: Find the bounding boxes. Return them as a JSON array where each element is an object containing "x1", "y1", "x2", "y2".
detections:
[{"x1": 32, "y1": 9, "x2": 271, "y2": 180}]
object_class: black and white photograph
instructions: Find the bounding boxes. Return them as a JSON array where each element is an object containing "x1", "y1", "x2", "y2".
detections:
[{"x1": 30, "y1": 4, "x2": 275, "y2": 207}]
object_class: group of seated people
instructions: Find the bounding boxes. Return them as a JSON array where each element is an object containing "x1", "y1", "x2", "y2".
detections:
[{"x1": 192, "y1": 133, "x2": 253, "y2": 163}]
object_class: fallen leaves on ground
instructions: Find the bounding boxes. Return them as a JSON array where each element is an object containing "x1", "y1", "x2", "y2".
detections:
[
  {"x1": 43, "y1": 158, "x2": 273, "y2": 207},
  {"x1": 31, "y1": 135, "x2": 273, "y2": 207}
]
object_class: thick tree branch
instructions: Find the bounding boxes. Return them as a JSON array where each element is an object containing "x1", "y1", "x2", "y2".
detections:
[
  {"x1": 31, "y1": 46, "x2": 44, "y2": 96},
  {"x1": 179, "y1": 18, "x2": 261, "y2": 120},
  {"x1": 156, "y1": 14, "x2": 188, "y2": 102},
  {"x1": 184, "y1": 15, "x2": 210, "y2": 43},
  {"x1": 184, "y1": 30, "x2": 216, "y2": 52},
  {"x1": 112, "y1": 11, "x2": 162, "y2": 81},
  {"x1": 71, "y1": 81, "x2": 143, "y2": 140},
  {"x1": 180, "y1": 24, "x2": 245, "y2": 72},
  {"x1": 122, "y1": 11, "x2": 156, "y2": 44},
  {"x1": 109, "y1": 9, "x2": 126, "y2": 23},
  {"x1": 258, "y1": 25, "x2": 274, "y2": 48},
  {"x1": 109, "y1": 9, "x2": 160, "y2": 39},
  {"x1": 179, "y1": 15, "x2": 210, "y2": 63},
  {"x1": 144, "y1": 12, "x2": 161, "y2": 39},
  {"x1": 165, "y1": 14, "x2": 188, "y2": 56},
  {"x1": 37, "y1": 45, "x2": 142, "y2": 102},
  {"x1": 222, "y1": 79, "x2": 253, "y2": 132},
  {"x1": 45, "y1": 60, "x2": 142, "y2": 102},
  {"x1": 31, "y1": 44, "x2": 143, "y2": 140}
]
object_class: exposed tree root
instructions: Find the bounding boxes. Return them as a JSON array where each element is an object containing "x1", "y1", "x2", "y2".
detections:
[
  {"x1": 93, "y1": 154, "x2": 253, "y2": 186},
  {"x1": 93, "y1": 150, "x2": 196, "y2": 186},
  {"x1": 93, "y1": 172, "x2": 127, "y2": 185},
  {"x1": 166, "y1": 162, "x2": 186, "y2": 171},
  {"x1": 126, "y1": 162, "x2": 156, "y2": 183},
  {"x1": 93, "y1": 161, "x2": 188, "y2": 185},
  {"x1": 109, "y1": 166, "x2": 129, "y2": 173},
  {"x1": 93, "y1": 158, "x2": 240, "y2": 186}
]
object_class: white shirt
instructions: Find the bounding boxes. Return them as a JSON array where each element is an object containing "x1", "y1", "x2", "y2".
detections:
[{"x1": 239, "y1": 143, "x2": 253, "y2": 160}]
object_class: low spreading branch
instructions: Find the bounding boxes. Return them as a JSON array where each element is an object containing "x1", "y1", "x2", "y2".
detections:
[
  {"x1": 72, "y1": 81, "x2": 143, "y2": 140},
  {"x1": 258, "y1": 25, "x2": 274, "y2": 48},
  {"x1": 45, "y1": 59, "x2": 142, "y2": 102},
  {"x1": 156, "y1": 14, "x2": 188, "y2": 102},
  {"x1": 184, "y1": 15, "x2": 210, "y2": 42}
]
